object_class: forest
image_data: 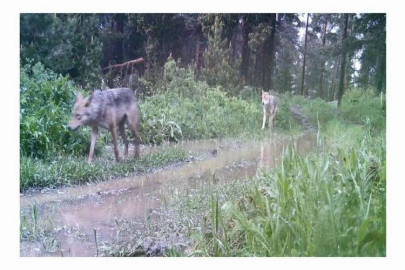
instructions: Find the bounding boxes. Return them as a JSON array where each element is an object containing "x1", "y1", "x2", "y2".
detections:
[
  {"x1": 20, "y1": 13, "x2": 386, "y2": 257},
  {"x1": 20, "y1": 13, "x2": 385, "y2": 98}
]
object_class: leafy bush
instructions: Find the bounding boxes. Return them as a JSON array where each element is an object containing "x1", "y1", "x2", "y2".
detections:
[
  {"x1": 341, "y1": 88, "x2": 386, "y2": 132},
  {"x1": 273, "y1": 95, "x2": 294, "y2": 130},
  {"x1": 160, "y1": 55, "x2": 205, "y2": 97},
  {"x1": 291, "y1": 95, "x2": 339, "y2": 126},
  {"x1": 139, "y1": 85, "x2": 298, "y2": 145},
  {"x1": 20, "y1": 61, "x2": 90, "y2": 159},
  {"x1": 201, "y1": 16, "x2": 241, "y2": 93},
  {"x1": 139, "y1": 87, "x2": 264, "y2": 144},
  {"x1": 290, "y1": 88, "x2": 386, "y2": 133}
]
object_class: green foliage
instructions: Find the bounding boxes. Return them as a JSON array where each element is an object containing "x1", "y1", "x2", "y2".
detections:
[
  {"x1": 340, "y1": 88, "x2": 386, "y2": 131},
  {"x1": 20, "y1": 147, "x2": 187, "y2": 190},
  {"x1": 20, "y1": 204, "x2": 56, "y2": 243},
  {"x1": 192, "y1": 125, "x2": 385, "y2": 256},
  {"x1": 273, "y1": 95, "x2": 294, "y2": 130},
  {"x1": 290, "y1": 88, "x2": 385, "y2": 134},
  {"x1": 354, "y1": 14, "x2": 386, "y2": 92},
  {"x1": 139, "y1": 87, "x2": 267, "y2": 144},
  {"x1": 20, "y1": 14, "x2": 103, "y2": 88},
  {"x1": 201, "y1": 16, "x2": 241, "y2": 93},
  {"x1": 20, "y1": 61, "x2": 90, "y2": 159},
  {"x1": 160, "y1": 55, "x2": 204, "y2": 96},
  {"x1": 139, "y1": 61, "x2": 295, "y2": 144},
  {"x1": 296, "y1": 96, "x2": 339, "y2": 124},
  {"x1": 20, "y1": 14, "x2": 386, "y2": 97}
]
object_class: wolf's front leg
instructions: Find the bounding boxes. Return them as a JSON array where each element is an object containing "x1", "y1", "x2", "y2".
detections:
[
  {"x1": 110, "y1": 126, "x2": 121, "y2": 162},
  {"x1": 88, "y1": 126, "x2": 98, "y2": 164},
  {"x1": 269, "y1": 114, "x2": 274, "y2": 131},
  {"x1": 261, "y1": 108, "x2": 267, "y2": 130}
]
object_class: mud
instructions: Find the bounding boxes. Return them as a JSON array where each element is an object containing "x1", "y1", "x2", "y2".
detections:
[{"x1": 20, "y1": 133, "x2": 316, "y2": 257}]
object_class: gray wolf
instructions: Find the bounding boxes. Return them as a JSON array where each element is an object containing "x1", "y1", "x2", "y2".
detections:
[
  {"x1": 261, "y1": 90, "x2": 278, "y2": 130},
  {"x1": 68, "y1": 88, "x2": 141, "y2": 164}
]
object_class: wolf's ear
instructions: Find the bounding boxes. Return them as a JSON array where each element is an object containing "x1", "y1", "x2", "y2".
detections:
[
  {"x1": 76, "y1": 92, "x2": 83, "y2": 102},
  {"x1": 85, "y1": 92, "x2": 93, "y2": 107}
]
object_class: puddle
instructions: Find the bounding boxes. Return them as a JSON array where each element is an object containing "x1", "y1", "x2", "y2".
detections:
[{"x1": 20, "y1": 133, "x2": 316, "y2": 257}]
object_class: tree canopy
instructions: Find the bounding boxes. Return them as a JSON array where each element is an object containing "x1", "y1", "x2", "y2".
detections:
[{"x1": 20, "y1": 13, "x2": 386, "y2": 97}]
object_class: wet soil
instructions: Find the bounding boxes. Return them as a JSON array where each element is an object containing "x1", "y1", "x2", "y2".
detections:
[{"x1": 20, "y1": 105, "x2": 317, "y2": 257}]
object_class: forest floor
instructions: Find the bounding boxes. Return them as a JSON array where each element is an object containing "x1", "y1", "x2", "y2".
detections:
[{"x1": 20, "y1": 105, "x2": 313, "y2": 257}]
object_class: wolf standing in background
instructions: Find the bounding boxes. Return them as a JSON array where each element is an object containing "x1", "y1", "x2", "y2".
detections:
[
  {"x1": 261, "y1": 90, "x2": 278, "y2": 131},
  {"x1": 68, "y1": 88, "x2": 141, "y2": 164}
]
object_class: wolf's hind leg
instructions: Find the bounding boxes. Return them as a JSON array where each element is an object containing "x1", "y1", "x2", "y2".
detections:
[
  {"x1": 128, "y1": 105, "x2": 141, "y2": 158},
  {"x1": 119, "y1": 121, "x2": 129, "y2": 159},
  {"x1": 110, "y1": 125, "x2": 120, "y2": 162}
]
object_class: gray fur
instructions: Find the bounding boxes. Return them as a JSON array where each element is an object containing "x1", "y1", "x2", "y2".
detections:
[{"x1": 68, "y1": 88, "x2": 141, "y2": 164}]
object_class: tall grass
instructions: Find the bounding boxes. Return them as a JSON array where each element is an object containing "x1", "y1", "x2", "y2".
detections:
[
  {"x1": 191, "y1": 124, "x2": 385, "y2": 256},
  {"x1": 139, "y1": 89, "x2": 294, "y2": 144},
  {"x1": 20, "y1": 147, "x2": 187, "y2": 190},
  {"x1": 186, "y1": 92, "x2": 386, "y2": 257},
  {"x1": 291, "y1": 88, "x2": 386, "y2": 133}
]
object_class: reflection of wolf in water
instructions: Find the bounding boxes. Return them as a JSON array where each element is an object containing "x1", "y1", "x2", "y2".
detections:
[{"x1": 68, "y1": 88, "x2": 141, "y2": 164}]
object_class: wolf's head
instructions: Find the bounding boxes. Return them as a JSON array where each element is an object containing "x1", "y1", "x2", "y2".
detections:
[
  {"x1": 262, "y1": 90, "x2": 272, "y2": 106},
  {"x1": 68, "y1": 93, "x2": 92, "y2": 131}
]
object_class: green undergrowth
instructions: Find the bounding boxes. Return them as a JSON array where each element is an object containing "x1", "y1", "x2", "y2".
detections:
[
  {"x1": 20, "y1": 147, "x2": 187, "y2": 191},
  {"x1": 291, "y1": 88, "x2": 385, "y2": 133},
  {"x1": 138, "y1": 89, "x2": 297, "y2": 144},
  {"x1": 162, "y1": 93, "x2": 386, "y2": 257},
  {"x1": 20, "y1": 61, "x2": 300, "y2": 191},
  {"x1": 168, "y1": 121, "x2": 385, "y2": 257}
]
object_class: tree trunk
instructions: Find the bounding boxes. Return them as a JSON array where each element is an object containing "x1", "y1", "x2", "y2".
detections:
[
  {"x1": 113, "y1": 14, "x2": 125, "y2": 65},
  {"x1": 345, "y1": 15, "x2": 355, "y2": 90},
  {"x1": 318, "y1": 16, "x2": 328, "y2": 99},
  {"x1": 240, "y1": 16, "x2": 251, "y2": 83},
  {"x1": 261, "y1": 41, "x2": 268, "y2": 89},
  {"x1": 194, "y1": 41, "x2": 200, "y2": 74},
  {"x1": 254, "y1": 54, "x2": 259, "y2": 88},
  {"x1": 262, "y1": 14, "x2": 277, "y2": 90},
  {"x1": 337, "y1": 14, "x2": 349, "y2": 107},
  {"x1": 376, "y1": 53, "x2": 386, "y2": 93},
  {"x1": 300, "y1": 13, "x2": 310, "y2": 95},
  {"x1": 330, "y1": 56, "x2": 341, "y2": 101},
  {"x1": 283, "y1": 69, "x2": 288, "y2": 93},
  {"x1": 268, "y1": 14, "x2": 277, "y2": 90}
]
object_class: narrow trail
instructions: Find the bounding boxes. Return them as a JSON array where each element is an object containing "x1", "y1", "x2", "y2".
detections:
[
  {"x1": 290, "y1": 104, "x2": 316, "y2": 132},
  {"x1": 20, "y1": 105, "x2": 317, "y2": 257}
]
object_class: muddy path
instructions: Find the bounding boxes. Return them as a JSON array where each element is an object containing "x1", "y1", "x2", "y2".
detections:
[
  {"x1": 20, "y1": 105, "x2": 317, "y2": 257},
  {"x1": 290, "y1": 104, "x2": 316, "y2": 132}
]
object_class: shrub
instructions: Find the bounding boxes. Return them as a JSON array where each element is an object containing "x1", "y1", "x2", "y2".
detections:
[
  {"x1": 160, "y1": 55, "x2": 202, "y2": 97},
  {"x1": 20, "y1": 61, "x2": 90, "y2": 159},
  {"x1": 341, "y1": 88, "x2": 386, "y2": 132},
  {"x1": 201, "y1": 17, "x2": 241, "y2": 93},
  {"x1": 139, "y1": 87, "x2": 268, "y2": 144}
]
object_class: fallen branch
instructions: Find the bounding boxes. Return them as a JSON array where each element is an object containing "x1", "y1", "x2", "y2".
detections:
[{"x1": 103, "y1": 57, "x2": 145, "y2": 71}]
